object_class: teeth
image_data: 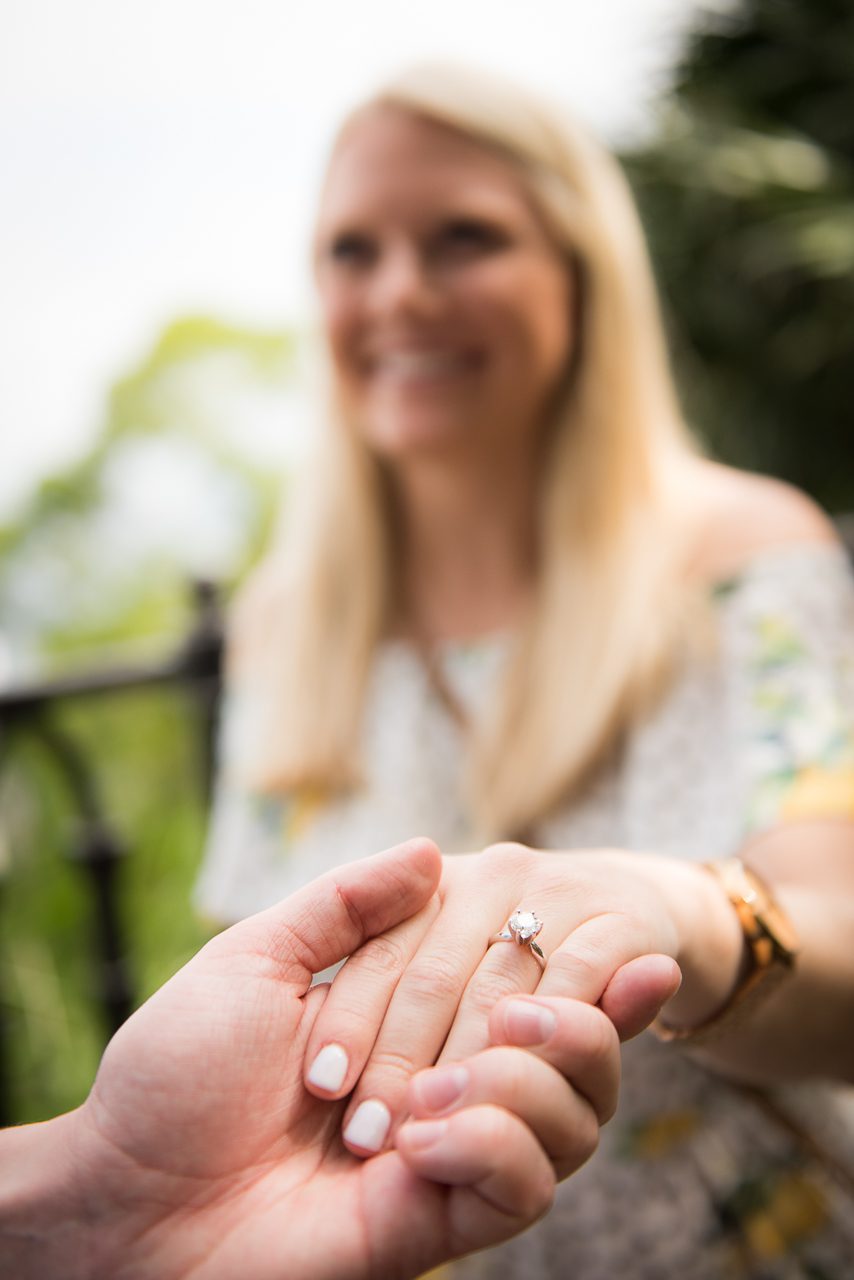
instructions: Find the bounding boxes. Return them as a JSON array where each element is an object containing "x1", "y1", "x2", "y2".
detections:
[{"x1": 375, "y1": 351, "x2": 466, "y2": 379}]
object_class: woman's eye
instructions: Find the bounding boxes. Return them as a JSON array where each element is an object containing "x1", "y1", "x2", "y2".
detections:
[
  {"x1": 438, "y1": 220, "x2": 505, "y2": 254},
  {"x1": 328, "y1": 234, "x2": 374, "y2": 265}
]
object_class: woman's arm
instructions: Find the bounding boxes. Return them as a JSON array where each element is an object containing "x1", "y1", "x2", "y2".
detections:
[
  {"x1": 664, "y1": 819, "x2": 854, "y2": 1082},
  {"x1": 654, "y1": 476, "x2": 854, "y2": 1077}
]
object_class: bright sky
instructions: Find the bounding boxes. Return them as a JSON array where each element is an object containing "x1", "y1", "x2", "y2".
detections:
[{"x1": 0, "y1": 0, "x2": 715, "y2": 520}]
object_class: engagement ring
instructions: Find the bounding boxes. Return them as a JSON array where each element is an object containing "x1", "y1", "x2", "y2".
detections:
[{"x1": 490, "y1": 909, "x2": 547, "y2": 971}]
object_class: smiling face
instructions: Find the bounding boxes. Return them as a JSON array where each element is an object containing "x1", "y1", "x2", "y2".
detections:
[{"x1": 314, "y1": 106, "x2": 575, "y2": 463}]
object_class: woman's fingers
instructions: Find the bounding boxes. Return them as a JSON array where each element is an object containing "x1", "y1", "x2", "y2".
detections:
[
  {"x1": 536, "y1": 911, "x2": 671, "y2": 1006},
  {"x1": 335, "y1": 895, "x2": 503, "y2": 1154},
  {"x1": 339, "y1": 942, "x2": 542, "y2": 1154},
  {"x1": 599, "y1": 954, "x2": 682, "y2": 1041},
  {"x1": 434, "y1": 932, "x2": 549, "y2": 1064},
  {"x1": 303, "y1": 898, "x2": 438, "y2": 1099},
  {"x1": 333, "y1": 861, "x2": 523, "y2": 1155},
  {"x1": 303, "y1": 855, "x2": 518, "y2": 1108},
  {"x1": 333, "y1": 923, "x2": 670, "y2": 1153},
  {"x1": 396, "y1": 1104, "x2": 556, "y2": 1237},
  {"x1": 436, "y1": 914, "x2": 679, "y2": 1071}
]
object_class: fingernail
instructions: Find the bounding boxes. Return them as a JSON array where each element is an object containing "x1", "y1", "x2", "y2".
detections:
[
  {"x1": 413, "y1": 1065, "x2": 469, "y2": 1114},
  {"x1": 399, "y1": 1119, "x2": 449, "y2": 1150},
  {"x1": 503, "y1": 999, "x2": 557, "y2": 1045},
  {"x1": 343, "y1": 1100, "x2": 391, "y2": 1153},
  {"x1": 307, "y1": 1043, "x2": 349, "y2": 1093}
]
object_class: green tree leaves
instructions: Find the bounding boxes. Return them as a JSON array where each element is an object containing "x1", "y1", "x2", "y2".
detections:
[{"x1": 625, "y1": 0, "x2": 854, "y2": 511}]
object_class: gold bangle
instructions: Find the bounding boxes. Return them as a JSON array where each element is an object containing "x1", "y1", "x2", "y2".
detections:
[{"x1": 652, "y1": 857, "x2": 799, "y2": 1046}]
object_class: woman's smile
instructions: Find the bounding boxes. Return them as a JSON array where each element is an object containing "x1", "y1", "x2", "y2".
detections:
[{"x1": 365, "y1": 344, "x2": 486, "y2": 389}]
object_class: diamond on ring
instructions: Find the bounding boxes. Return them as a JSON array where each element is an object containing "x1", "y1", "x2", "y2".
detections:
[
  {"x1": 490, "y1": 909, "x2": 547, "y2": 968},
  {"x1": 508, "y1": 910, "x2": 543, "y2": 943}
]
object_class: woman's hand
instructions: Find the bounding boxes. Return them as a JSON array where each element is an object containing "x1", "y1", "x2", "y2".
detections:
[
  {"x1": 1, "y1": 838, "x2": 677, "y2": 1280},
  {"x1": 304, "y1": 842, "x2": 724, "y2": 1155}
]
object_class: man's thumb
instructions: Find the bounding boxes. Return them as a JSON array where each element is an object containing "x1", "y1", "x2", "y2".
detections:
[{"x1": 214, "y1": 837, "x2": 442, "y2": 985}]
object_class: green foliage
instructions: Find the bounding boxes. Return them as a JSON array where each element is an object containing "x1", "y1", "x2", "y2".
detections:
[
  {"x1": 624, "y1": 0, "x2": 854, "y2": 511},
  {"x1": 1, "y1": 694, "x2": 212, "y2": 1122},
  {"x1": 0, "y1": 316, "x2": 290, "y2": 678},
  {"x1": 0, "y1": 315, "x2": 293, "y2": 1121},
  {"x1": 675, "y1": 0, "x2": 854, "y2": 160},
  {"x1": 105, "y1": 315, "x2": 290, "y2": 444}
]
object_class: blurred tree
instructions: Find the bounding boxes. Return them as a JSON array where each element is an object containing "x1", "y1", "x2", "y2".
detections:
[
  {"x1": 0, "y1": 316, "x2": 293, "y2": 1121},
  {"x1": 0, "y1": 315, "x2": 291, "y2": 674},
  {"x1": 624, "y1": 0, "x2": 854, "y2": 512}
]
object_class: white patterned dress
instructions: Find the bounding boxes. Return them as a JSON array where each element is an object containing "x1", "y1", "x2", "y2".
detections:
[{"x1": 196, "y1": 543, "x2": 854, "y2": 1279}]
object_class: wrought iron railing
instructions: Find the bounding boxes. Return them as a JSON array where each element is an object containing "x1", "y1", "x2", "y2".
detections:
[{"x1": 0, "y1": 581, "x2": 223, "y2": 1126}]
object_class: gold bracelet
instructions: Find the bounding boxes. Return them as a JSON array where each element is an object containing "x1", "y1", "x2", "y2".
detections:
[{"x1": 651, "y1": 857, "x2": 799, "y2": 1046}]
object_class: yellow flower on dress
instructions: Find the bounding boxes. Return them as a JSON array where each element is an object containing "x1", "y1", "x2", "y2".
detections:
[
  {"x1": 780, "y1": 765, "x2": 854, "y2": 821},
  {"x1": 754, "y1": 616, "x2": 807, "y2": 666},
  {"x1": 742, "y1": 1171, "x2": 828, "y2": 1259},
  {"x1": 623, "y1": 1109, "x2": 703, "y2": 1159},
  {"x1": 283, "y1": 785, "x2": 329, "y2": 841}
]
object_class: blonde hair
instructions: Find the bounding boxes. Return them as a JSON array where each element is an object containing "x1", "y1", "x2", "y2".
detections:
[{"x1": 232, "y1": 61, "x2": 700, "y2": 840}]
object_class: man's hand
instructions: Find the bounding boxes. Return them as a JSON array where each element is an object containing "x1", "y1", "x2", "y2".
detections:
[{"x1": 2, "y1": 837, "x2": 674, "y2": 1280}]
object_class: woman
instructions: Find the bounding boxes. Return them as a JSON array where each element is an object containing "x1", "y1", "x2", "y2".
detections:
[{"x1": 196, "y1": 63, "x2": 854, "y2": 1277}]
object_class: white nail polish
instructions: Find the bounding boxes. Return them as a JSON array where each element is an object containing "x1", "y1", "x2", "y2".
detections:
[
  {"x1": 343, "y1": 1100, "x2": 391, "y2": 1153},
  {"x1": 307, "y1": 1044, "x2": 349, "y2": 1093}
]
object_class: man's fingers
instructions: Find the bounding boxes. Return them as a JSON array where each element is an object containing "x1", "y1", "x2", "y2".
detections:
[
  {"x1": 408, "y1": 1043, "x2": 601, "y2": 1175},
  {"x1": 599, "y1": 954, "x2": 682, "y2": 1041},
  {"x1": 209, "y1": 838, "x2": 442, "y2": 986},
  {"x1": 396, "y1": 1104, "x2": 555, "y2": 1236},
  {"x1": 359, "y1": 1109, "x2": 555, "y2": 1274},
  {"x1": 486, "y1": 995, "x2": 620, "y2": 1123}
]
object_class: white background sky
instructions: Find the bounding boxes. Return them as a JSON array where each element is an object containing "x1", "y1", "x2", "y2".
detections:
[{"x1": 1, "y1": 0, "x2": 719, "y2": 520}]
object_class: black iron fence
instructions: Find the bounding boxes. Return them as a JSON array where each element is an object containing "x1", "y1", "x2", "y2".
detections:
[{"x1": 0, "y1": 581, "x2": 223, "y2": 1126}]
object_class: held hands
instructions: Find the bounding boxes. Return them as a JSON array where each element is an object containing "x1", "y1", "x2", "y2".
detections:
[
  {"x1": 304, "y1": 842, "x2": 728, "y2": 1157},
  {"x1": 17, "y1": 839, "x2": 678, "y2": 1280}
]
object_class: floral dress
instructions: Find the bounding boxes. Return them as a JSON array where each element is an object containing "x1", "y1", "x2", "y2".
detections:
[{"x1": 196, "y1": 542, "x2": 854, "y2": 1278}]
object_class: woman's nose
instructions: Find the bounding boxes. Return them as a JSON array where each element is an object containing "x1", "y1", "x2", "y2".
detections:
[{"x1": 368, "y1": 245, "x2": 442, "y2": 319}]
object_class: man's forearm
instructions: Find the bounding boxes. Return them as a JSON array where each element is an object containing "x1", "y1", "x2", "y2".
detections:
[{"x1": 0, "y1": 1110, "x2": 95, "y2": 1280}]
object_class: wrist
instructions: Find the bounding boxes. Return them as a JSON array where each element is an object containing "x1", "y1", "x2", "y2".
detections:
[
  {"x1": 0, "y1": 1108, "x2": 105, "y2": 1280},
  {"x1": 644, "y1": 856, "x2": 747, "y2": 1030},
  {"x1": 655, "y1": 858, "x2": 801, "y2": 1046}
]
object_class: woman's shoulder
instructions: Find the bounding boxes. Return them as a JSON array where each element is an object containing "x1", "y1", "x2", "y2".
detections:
[{"x1": 679, "y1": 459, "x2": 840, "y2": 587}]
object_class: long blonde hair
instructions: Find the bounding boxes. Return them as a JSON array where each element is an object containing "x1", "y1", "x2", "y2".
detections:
[{"x1": 232, "y1": 62, "x2": 700, "y2": 840}]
